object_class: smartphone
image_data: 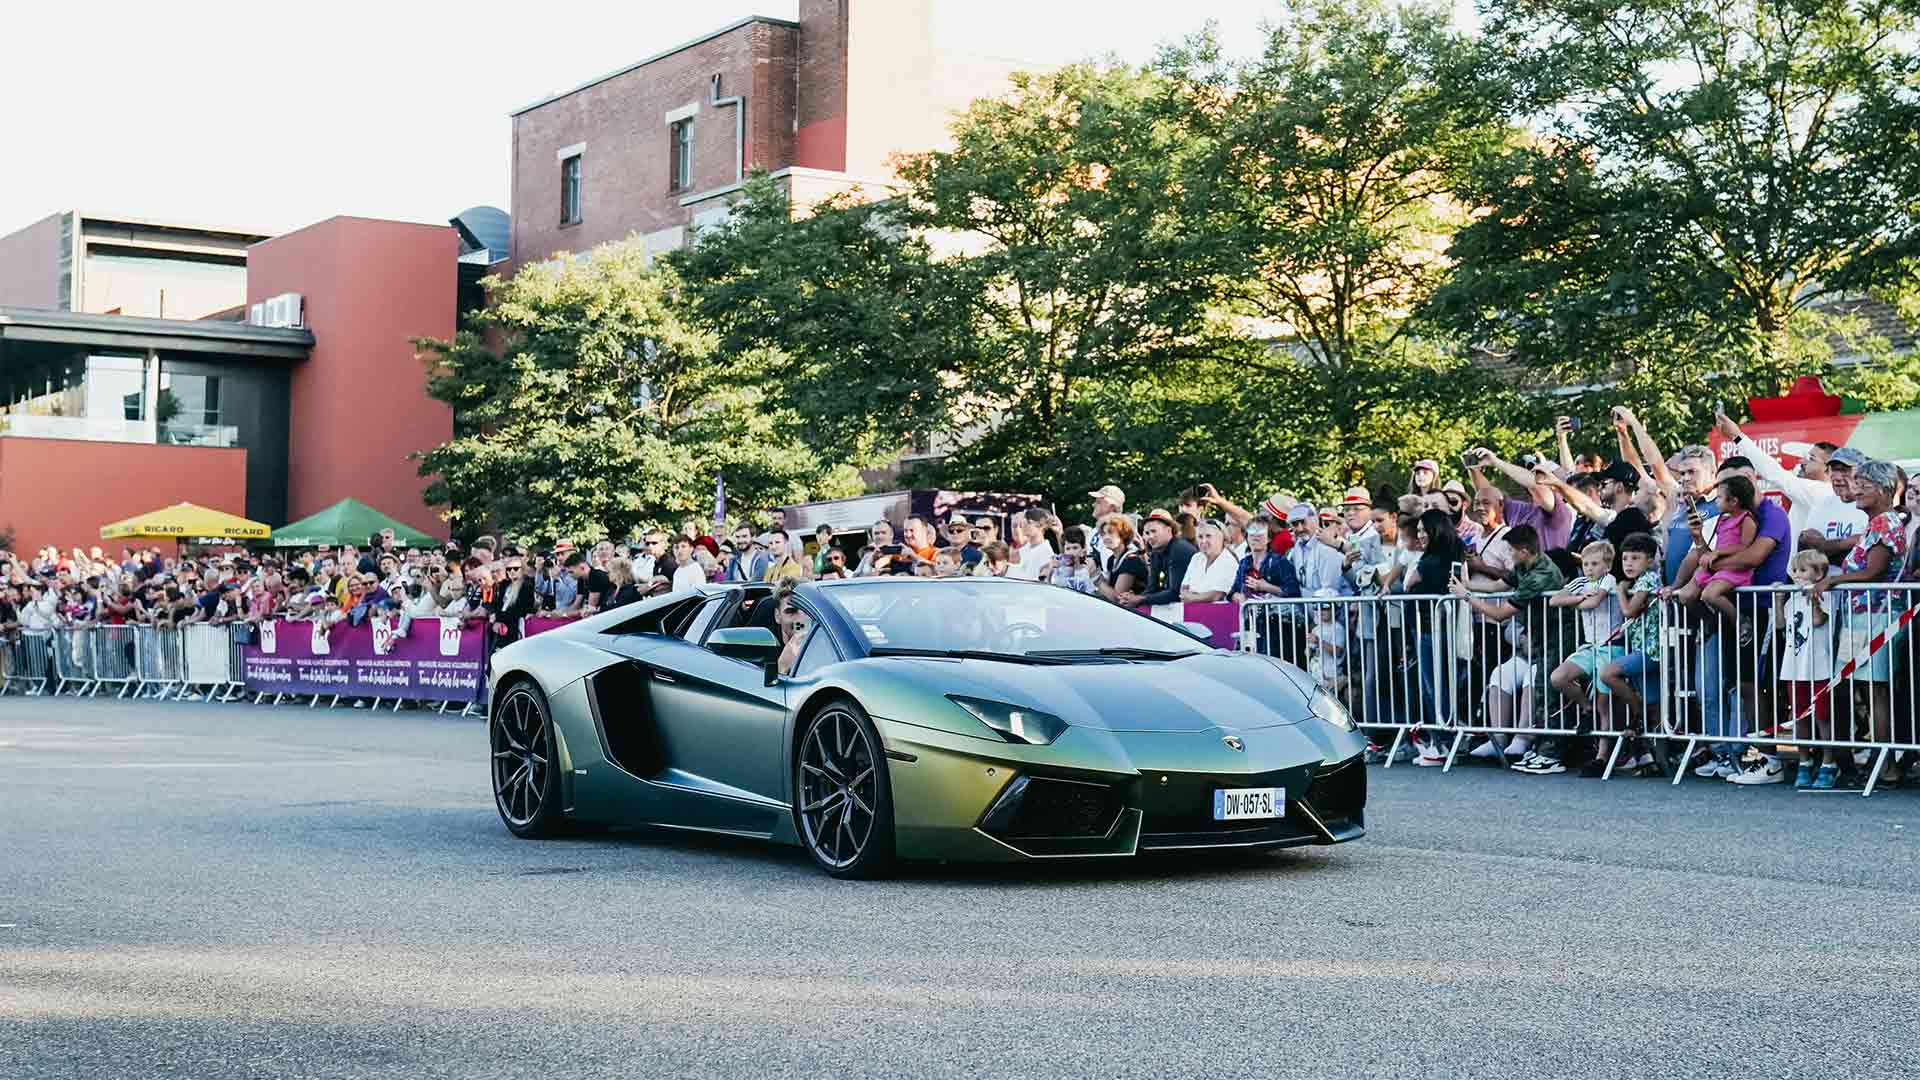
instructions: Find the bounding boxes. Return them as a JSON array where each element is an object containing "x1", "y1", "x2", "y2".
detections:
[
  {"x1": 1452, "y1": 561, "x2": 1467, "y2": 582},
  {"x1": 1460, "y1": 452, "x2": 1478, "y2": 469}
]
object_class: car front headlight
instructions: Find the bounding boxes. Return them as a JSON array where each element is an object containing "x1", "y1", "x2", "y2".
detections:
[
  {"x1": 948, "y1": 695, "x2": 1068, "y2": 745},
  {"x1": 1309, "y1": 688, "x2": 1356, "y2": 733}
]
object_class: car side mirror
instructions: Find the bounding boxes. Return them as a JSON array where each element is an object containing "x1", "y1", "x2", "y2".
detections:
[
  {"x1": 709, "y1": 626, "x2": 781, "y2": 664},
  {"x1": 1179, "y1": 621, "x2": 1215, "y2": 645}
]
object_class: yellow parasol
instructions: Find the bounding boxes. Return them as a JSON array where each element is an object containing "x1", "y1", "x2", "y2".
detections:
[{"x1": 99, "y1": 502, "x2": 272, "y2": 542}]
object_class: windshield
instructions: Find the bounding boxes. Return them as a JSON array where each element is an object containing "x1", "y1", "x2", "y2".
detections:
[{"x1": 823, "y1": 580, "x2": 1210, "y2": 657}]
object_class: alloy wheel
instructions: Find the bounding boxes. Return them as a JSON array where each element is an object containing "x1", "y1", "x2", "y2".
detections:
[
  {"x1": 492, "y1": 686, "x2": 549, "y2": 827},
  {"x1": 797, "y1": 707, "x2": 879, "y2": 870}
]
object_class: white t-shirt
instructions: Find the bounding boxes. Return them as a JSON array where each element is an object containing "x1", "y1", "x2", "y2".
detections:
[
  {"x1": 1800, "y1": 491, "x2": 1868, "y2": 551},
  {"x1": 1180, "y1": 550, "x2": 1238, "y2": 597},
  {"x1": 1564, "y1": 573, "x2": 1621, "y2": 646},
  {"x1": 1732, "y1": 436, "x2": 1868, "y2": 552},
  {"x1": 1776, "y1": 591, "x2": 1835, "y2": 682},
  {"x1": 671, "y1": 563, "x2": 707, "y2": 592},
  {"x1": 1009, "y1": 541, "x2": 1055, "y2": 582}
]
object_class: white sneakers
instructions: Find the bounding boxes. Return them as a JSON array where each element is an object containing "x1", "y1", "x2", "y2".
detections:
[
  {"x1": 1727, "y1": 755, "x2": 1786, "y2": 785},
  {"x1": 1694, "y1": 756, "x2": 1737, "y2": 779}
]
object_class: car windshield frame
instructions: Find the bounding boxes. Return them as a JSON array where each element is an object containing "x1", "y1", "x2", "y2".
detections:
[{"x1": 816, "y1": 579, "x2": 1211, "y2": 660}]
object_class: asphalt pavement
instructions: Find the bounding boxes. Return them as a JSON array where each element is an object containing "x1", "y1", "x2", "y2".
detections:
[{"x1": 3, "y1": 698, "x2": 1916, "y2": 1080}]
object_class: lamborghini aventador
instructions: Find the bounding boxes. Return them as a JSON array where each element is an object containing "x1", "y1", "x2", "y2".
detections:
[{"x1": 486, "y1": 578, "x2": 1367, "y2": 878}]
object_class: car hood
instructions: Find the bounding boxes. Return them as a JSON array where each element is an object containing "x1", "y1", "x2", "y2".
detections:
[{"x1": 872, "y1": 651, "x2": 1316, "y2": 732}]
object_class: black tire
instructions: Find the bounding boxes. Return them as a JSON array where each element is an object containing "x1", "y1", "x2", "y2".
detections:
[
  {"x1": 793, "y1": 699, "x2": 896, "y2": 879},
  {"x1": 491, "y1": 679, "x2": 564, "y2": 839}
]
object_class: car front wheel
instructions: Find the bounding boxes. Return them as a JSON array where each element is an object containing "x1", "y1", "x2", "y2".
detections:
[
  {"x1": 491, "y1": 679, "x2": 563, "y2": 838},
  {"x1": 793, "y1": 700, "x2": 896, "y2": 879}
]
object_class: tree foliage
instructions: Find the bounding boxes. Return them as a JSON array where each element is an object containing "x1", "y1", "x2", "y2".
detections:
[
  {"x1": 1430, "y1": 0, "x2": 1920, "y2": 383},
  {"x1": 671, "y1": 177, "x2": 965, "y2": 466},
  {"x1": 437, "y1": 1, "x2": 1920, "y2": 534},
  {"x1": 417, "y1": 245, "x2": 858, "y2": 544}
]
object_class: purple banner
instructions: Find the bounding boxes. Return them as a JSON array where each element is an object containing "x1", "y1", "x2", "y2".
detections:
[{"x1": 240, "y1": 617, "x2": 487, "y2": 702}]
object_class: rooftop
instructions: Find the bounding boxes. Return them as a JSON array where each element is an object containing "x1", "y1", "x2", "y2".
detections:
[
  {"x1": 510, "y1": 15, "x2": 801, "y2": 117},
  {"x1": 0, "y1": 306, "x2": 313, "y2": 360}
]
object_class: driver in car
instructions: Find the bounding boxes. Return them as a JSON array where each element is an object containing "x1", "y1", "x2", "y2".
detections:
[{"x1": 773, "y1": 583, "x2": 813, "y2": 676}]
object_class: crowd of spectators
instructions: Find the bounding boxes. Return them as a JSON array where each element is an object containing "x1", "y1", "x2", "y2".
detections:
[
  {"x1": 6, "y1": 404, "x2": 1915, "y2": 789},
  {"x1": 1127, "y1": 406, "x2": 1916, "y2": 791}
]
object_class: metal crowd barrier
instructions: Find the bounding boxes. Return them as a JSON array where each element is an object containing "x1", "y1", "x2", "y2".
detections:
[
  {"x1": 1, "y1": 620, "x2": 491, "y2": 715},
  {"x1": 90, "y1": 624, "x2": 139, "y2": 697},
  {"x1": 52, "y1": 628, "x2": 99, "y2": 695},
  {"x1": 1664, "y1": 583, "x2": 1919, "y2": 795},
  {"x1": 133, "y1": 624, "x2": 185, "y2": 699},
  {"x1": 1242, "y1": 580, "x2": 1919, "y2": 794},
  {"x1": 180, "y1": 623, "x2": 235, "y2": 701},
  {"x1": 4, "y1": 629, "x2": 54, "y2": 695},
  {"x1": 1242, "y1": 590, "x2": 1662, "y2": 775}
]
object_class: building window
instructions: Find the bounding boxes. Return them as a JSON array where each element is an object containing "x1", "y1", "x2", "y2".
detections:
[
  {"x1": 560, "y1": 154, "x2": 583, "y2": 225},
  {"x1": 669, "y1": 119, "x2": 693, "y2": 192},
  {"x1": 84, "y1": 354, "x2": 148, "y2": 423},
  {"x1": 157, "y1": 371, "x2": 224, "y2": 445}
]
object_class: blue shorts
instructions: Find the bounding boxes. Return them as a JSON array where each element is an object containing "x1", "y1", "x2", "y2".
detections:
[{"x1": 1595, "y1": 649, "x2": 1658, "y2": 696}]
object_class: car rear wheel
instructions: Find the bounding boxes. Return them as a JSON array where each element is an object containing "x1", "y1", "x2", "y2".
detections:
[
  {"x1": 491, "y1": 679, "x2": 563, "y2": 838},
  {"x1": 794, "y1": 700, "x2": 895, "y2": 879}
]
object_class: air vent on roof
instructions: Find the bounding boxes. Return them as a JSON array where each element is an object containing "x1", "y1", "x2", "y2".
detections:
[{"x1": 248, "y1": 292, "x2": 304, "y2": 328}]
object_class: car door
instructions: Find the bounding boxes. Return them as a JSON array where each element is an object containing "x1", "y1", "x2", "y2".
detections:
[{"x1": 643, "y1": 589, "x2": 790, "y2": 811}]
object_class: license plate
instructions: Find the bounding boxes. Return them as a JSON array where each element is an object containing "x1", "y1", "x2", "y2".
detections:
[{"x1": 1212, "y1": 787, "x2": 1283, "y2": 821}]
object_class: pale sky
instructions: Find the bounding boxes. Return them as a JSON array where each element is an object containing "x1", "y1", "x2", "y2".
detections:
[{"x1": 0, "y1": 0, "x2": 1474, "y2": 239}]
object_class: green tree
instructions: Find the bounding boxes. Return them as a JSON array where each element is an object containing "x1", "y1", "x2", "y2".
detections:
[
  {"x1": 1150, "y1": 0, "x2": 1520, "y2": 487},
  {"x1": 671, "y1": 176, "x2": 967, "y2": 466},
  {"x1": 677, "y1": 64, "x2": 1232, "y2": 507},
  {"x1": 1428, "y1": 0, "x2": 1920, "y2": 415},
  {"x1": 892, "y1": 62, "x2": 1232, "y2": 497},
  {"x1": 416, "y1": 243, "x2": 858, "y2": 544}
]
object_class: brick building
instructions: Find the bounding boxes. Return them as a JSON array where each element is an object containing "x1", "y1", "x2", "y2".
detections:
[{"x1": 509, "y1": 0, "x2": 1021, "y2": 267}]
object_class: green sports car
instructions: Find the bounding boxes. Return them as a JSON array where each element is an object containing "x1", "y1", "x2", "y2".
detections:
[{"x1": 487, "y1": 578, "x2": 1367, "y2": 878}]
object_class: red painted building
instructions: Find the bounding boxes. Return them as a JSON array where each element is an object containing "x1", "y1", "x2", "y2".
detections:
[
  {"x1": 245, "y1": 217, "x2": 455, "y2": 538},
  {"x1": 0, "y1": 215, "x2": 460, "y2": 554}
]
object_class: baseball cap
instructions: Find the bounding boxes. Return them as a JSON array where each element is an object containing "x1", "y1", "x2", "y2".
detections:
[
  {"x1": 1599, "y1": 461, "x2": 1639, "y2": 487},
  {"x1": 1413, "y1": 458, "x2": 1440, "y2": 474},
  {"x1": 1341, "y1": 486, "x2": 1371, "y2": 508},
  {"x1": 1827, "y1": 447, "x2": 1868, "y2": 469},
  {"x1": 1087, "y1": 484, "x2": 1125, "y2": 505},
  {"x1": 1286, "y1": 503, "x2": 1317, "y2": 524},
  {"x1": 1441, "y1": 479, "x2": 1468, "y2": 497}
]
